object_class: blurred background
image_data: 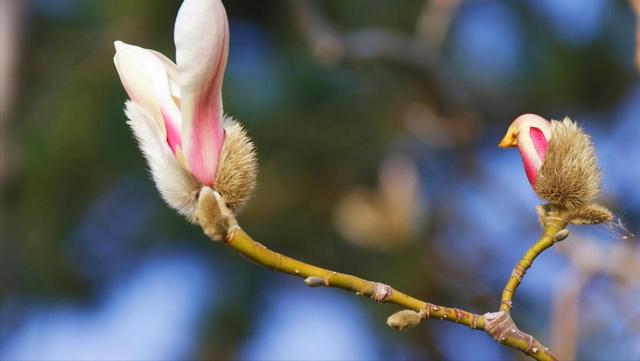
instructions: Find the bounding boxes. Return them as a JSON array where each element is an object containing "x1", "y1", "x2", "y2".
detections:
[{"x1": 1, "y1": 0, "x2": 639, "y2": 360}]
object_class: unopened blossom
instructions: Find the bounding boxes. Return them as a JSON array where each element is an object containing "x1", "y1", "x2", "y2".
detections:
[
  {"x1": 500, "y1": 114, "x2": 604, "y2": 214},
  {"x1": 114, "y1": 0, "x2": 256, "y2": 222}
]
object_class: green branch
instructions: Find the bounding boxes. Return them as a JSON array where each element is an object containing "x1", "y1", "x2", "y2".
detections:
[{"x1": 500, "y1": 218, "x2": 569, "y2": 312}]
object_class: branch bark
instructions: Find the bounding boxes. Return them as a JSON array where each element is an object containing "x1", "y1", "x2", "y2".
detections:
[{"x1": 287, "y1": 0, "x2": 470, "y2": 113}]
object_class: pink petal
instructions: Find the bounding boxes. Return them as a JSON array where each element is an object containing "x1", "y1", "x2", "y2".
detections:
[
  {"x1": 174, "y1": 0, "x2": 229, "y2": 185},
  {"x1": 518, "y1": 141, "x2": 542, "y2": 186},
  {"x1": 529, "y1": 127, "x2": 549, "y2": 161},
  {"x1": 513, "y1": 115, "x2": 552, "y2": 186}
]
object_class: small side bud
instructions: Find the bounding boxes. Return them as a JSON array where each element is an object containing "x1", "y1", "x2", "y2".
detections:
[
  {"x1": 552, "y1": 229, "x2": 570, "y2": 242},
  {"x1": 304, "y1": 276, "x2": 325, "y2": 287},
  {"x1": 387, "y1": 309, "x2": 423, "y2": 331},
  {"x1": 196, "y1": 187, "x2": 238, "y2": 241}
]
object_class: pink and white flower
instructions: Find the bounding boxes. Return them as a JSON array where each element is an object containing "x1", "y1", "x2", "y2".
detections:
[
  {"x1": 498, "y1": 113, "x2": 553, "y2": 187},
  {"x1": 114, "y1": 0, "x2": 231, "y2": 220}
]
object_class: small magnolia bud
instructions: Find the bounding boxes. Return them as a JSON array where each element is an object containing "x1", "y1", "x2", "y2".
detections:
[
  {"x1": 386, "y1": 309, "x2": 423, "y2": 331},
  {"x1": 552, "y1": 229, "x2": 570, "y2": 242},
  {"x1": 304, "y1": 276, "x2": 325, "y2": 287},
  {"x1": 500, "y1": 116, "x2": 603, "y2": 211},
  {"x1": 196, "y1": 187, "x2": 238, "y2": 241}
]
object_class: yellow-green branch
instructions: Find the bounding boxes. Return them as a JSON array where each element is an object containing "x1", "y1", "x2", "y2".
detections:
[
  {"x1": 227, "y1": 226, "x2": 484, "y2": 329},
  {"x1": 500, "y1": 218, "x2": 568, "y2": 312},
  {"x1": 196, "y1": 187, "x2": 558, "y2": 361}
]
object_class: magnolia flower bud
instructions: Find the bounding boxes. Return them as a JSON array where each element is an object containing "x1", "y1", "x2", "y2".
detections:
[
  {"x1": 386, "y1": 309, "x2": 424, "y2": 331},
  {"x1": 114, "y1": 0, "x2": 257, "y2": 222},
  {"x1": 500, "y1": 114, "x2": 605, "y2": 213}
]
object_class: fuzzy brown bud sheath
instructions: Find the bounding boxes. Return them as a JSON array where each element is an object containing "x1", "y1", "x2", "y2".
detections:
[
  {"x1": 565, "y1": 203, "x2": 613, "y2": 225},
  {"x1": 214, "y1": 120, "x2": 258, "y2": 212},
  {"x1": 534, "y1": 118, "x2": 601, "y2": 210}
]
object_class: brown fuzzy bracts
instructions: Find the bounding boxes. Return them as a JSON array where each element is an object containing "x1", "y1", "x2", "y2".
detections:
[
  {"x1": 566, "y1": 203, "x2": 613, "y2": 225},
  {"x1": 215, "y1": 118, "x2": 258, "y2": 212},
  {"x1": 534, "y1": 118, "x2": 601, "y2": 210}
]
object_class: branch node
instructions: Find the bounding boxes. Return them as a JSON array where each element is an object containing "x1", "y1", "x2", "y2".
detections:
[
  {"x1": 526, "y1": 334, "x2": 534, "y2": 353},
  {"x1": 371, "y1": 282, "x2": 393, "y2": 303},
  {"x1": 512, "y1": 264, "x2": 526, "y2": 281},
  {"x1": 484, "y1": 311, "x2": 514, "y2": 343},
  {"x1": 484, "y1": 311, "x2": 558, "y2": 360}
]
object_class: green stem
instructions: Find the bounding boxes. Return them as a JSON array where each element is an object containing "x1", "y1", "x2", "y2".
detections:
[
  {"x1": 500, "y1": 218, "x2": 568, "y2": 312},
  {"x1": 227, "y1": 227, "x2": 484, "y2": 330}
]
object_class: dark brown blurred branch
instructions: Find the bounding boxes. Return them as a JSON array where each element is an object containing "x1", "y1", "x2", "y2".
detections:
[
  {"x1": 0, "y1": 0, "x2": 26, "y2": 190},
  {"x1": 630, "y1": 0, "x2": 640, "y2": 72},
  {"x1": 415, "y1": 0, "x2": 462, "y2": 47},
  {"x1": 287, "y1": 0, "x2": 470, "y2": 112}
]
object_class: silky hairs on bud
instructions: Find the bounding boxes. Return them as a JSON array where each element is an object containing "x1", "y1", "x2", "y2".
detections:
[
  {"x1": 125, "y1": 102, "x2": 257, "y2": 222},
  {"x1": 115, "y1": 0, "x2": 257, "y2": 223},
  {"x1": 534, "y1": 118, "x2": 601, "y2": 210},
  {"x1": 215, "y1": 118, "x2": 258, "y2": 211}
]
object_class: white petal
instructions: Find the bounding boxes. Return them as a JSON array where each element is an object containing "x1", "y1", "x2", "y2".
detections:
[
  {"x1": 147, "y1": 48, "x2": 181, "y2": 100},
  {"x1": 114, "y1": 41, "x2": 182, "y2": 153},
  {"x1": 125, "y1": 101, "x2": 200, "y2": 222},
  {"x1": 174, "y1": 0, "x2": 228, "y2": 185}
]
